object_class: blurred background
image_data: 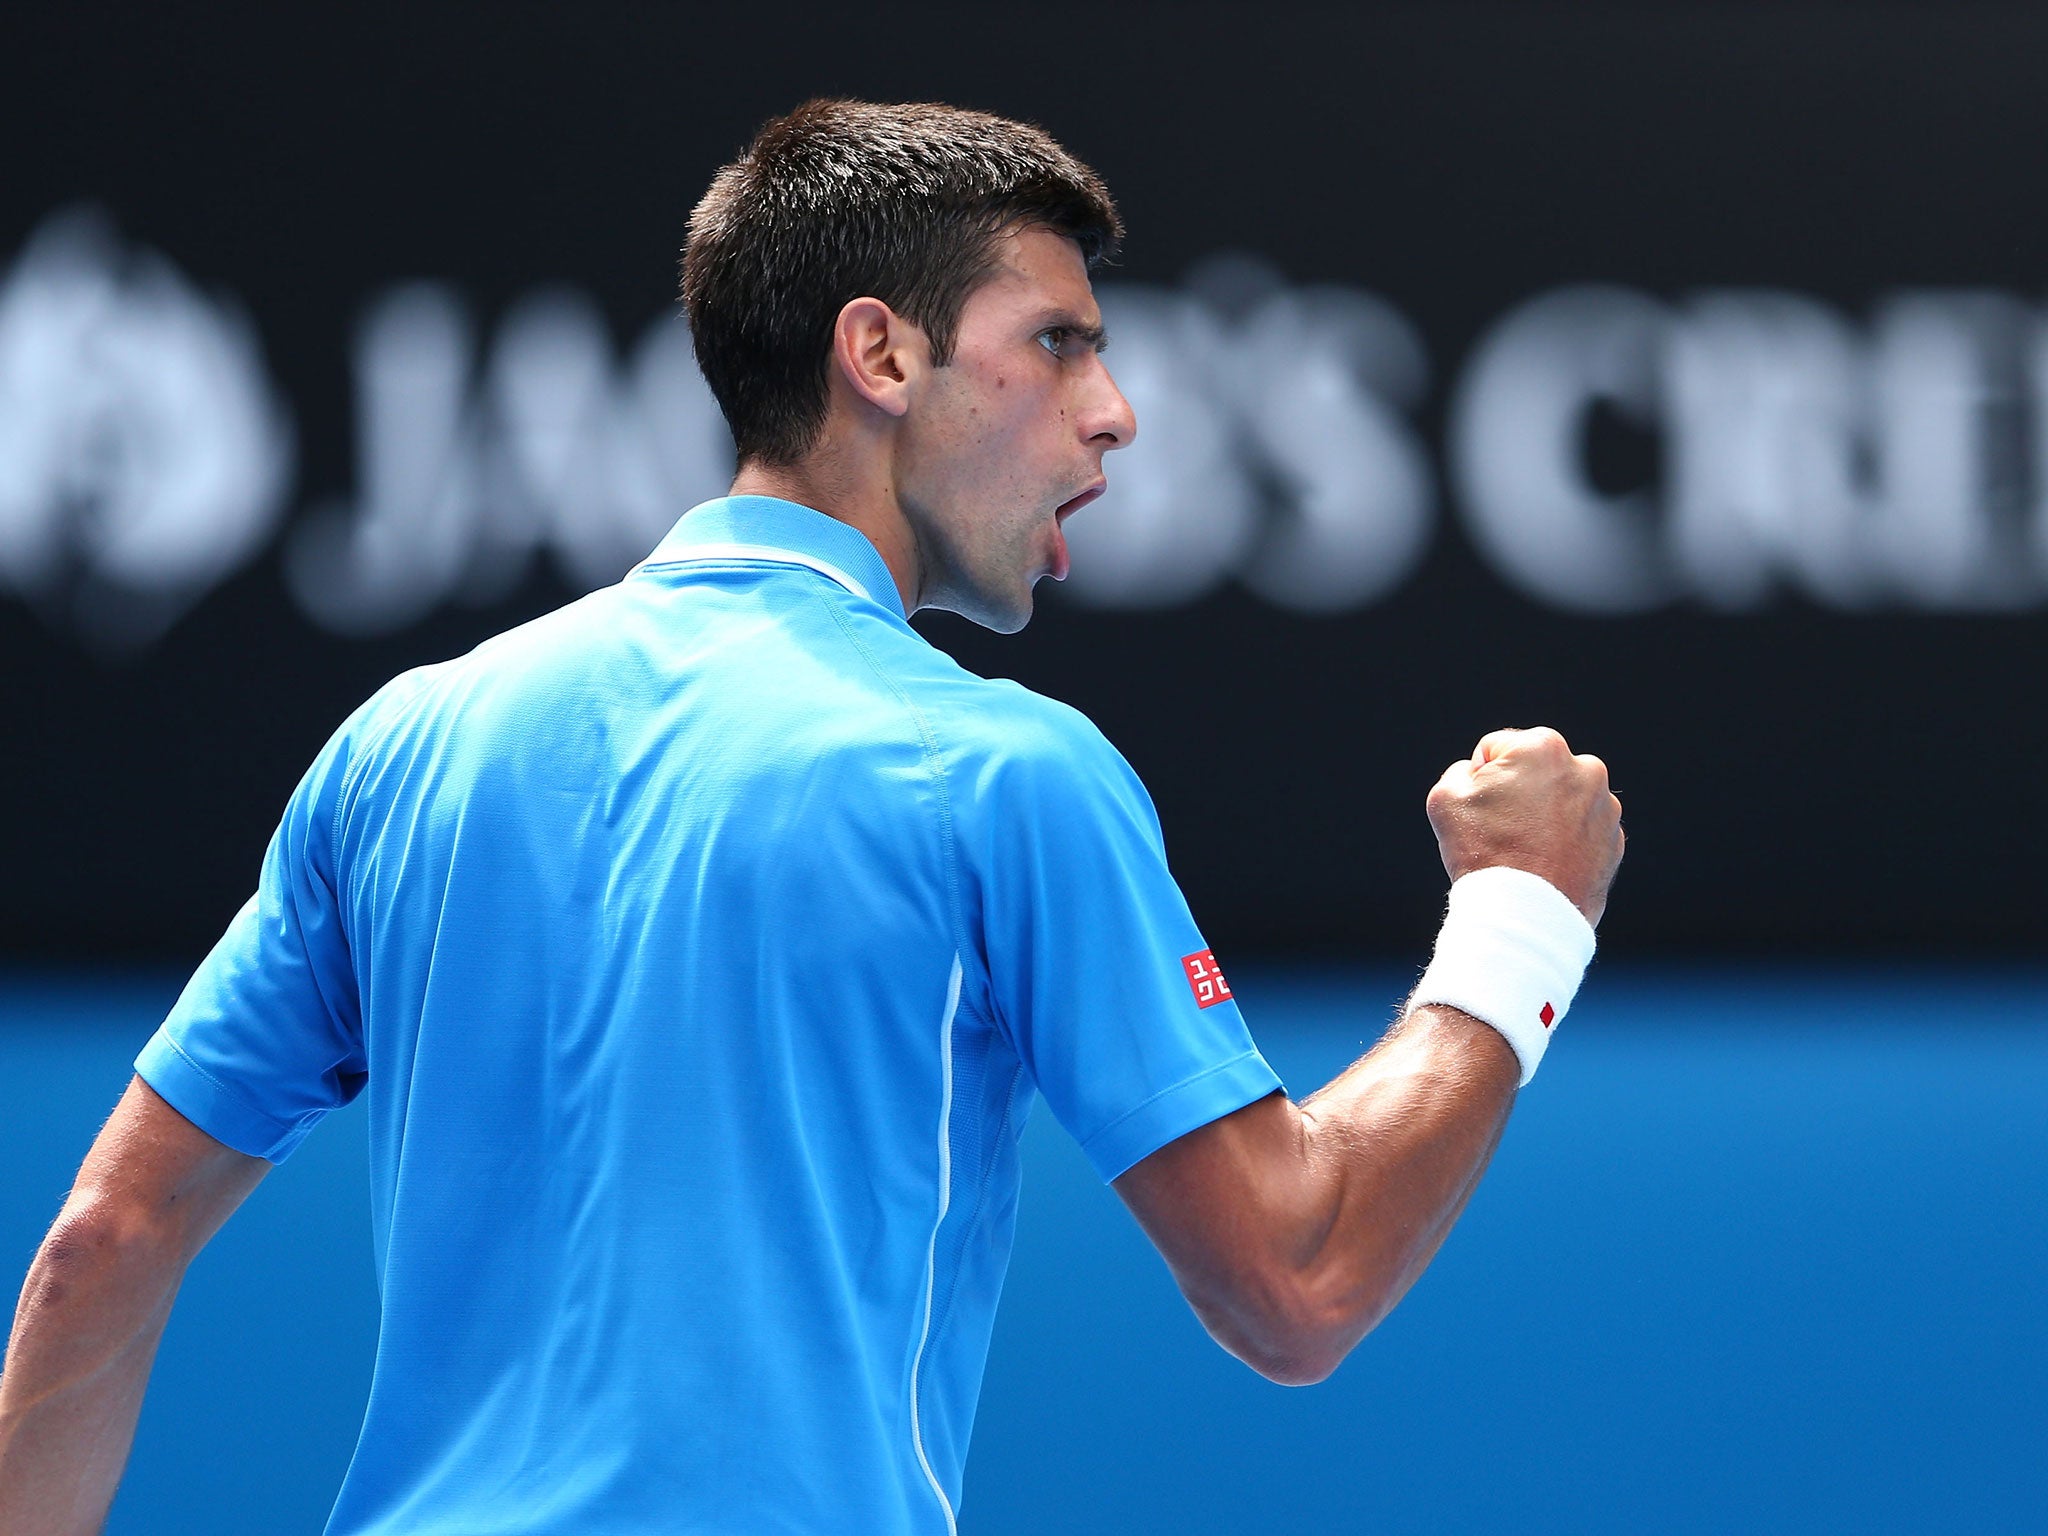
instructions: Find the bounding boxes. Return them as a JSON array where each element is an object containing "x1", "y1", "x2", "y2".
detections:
[{"x1": 3, "y1": 3, "x2": 2043, "y2": 1531}]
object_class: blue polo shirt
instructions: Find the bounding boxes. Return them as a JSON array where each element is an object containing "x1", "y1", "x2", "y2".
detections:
[{"x1": 137, "y1": 495, "x2": 1281, "y2": 1535}]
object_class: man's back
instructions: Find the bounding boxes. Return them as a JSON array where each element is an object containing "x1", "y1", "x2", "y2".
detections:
[
  {"x1": 333, "y1": 501, "x2": 967, "y2": 1532},
  {"x1": 140, "y1": 497, "x2": 1277, "y2": 1534}
]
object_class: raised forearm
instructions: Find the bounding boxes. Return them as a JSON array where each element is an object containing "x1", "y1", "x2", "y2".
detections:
[
  {"x1": 1285, "y1": 1003, "x2": 1521, "y2": 1363},
  {"x1": 1116, "y1": 1003, "x2": 1520, "y2": 1386},
  {"x1": 1121, "y1": 727, "x2": 1621, "y2": 1385},
  {"x1": 0, "y1": 1202, "x2": 189, "y2": 1536},
  {"x1": 1264, "y1": 727, "x2": 1620, "y2": 1376}
]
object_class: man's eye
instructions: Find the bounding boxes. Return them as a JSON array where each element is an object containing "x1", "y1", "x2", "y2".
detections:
[{"x1": 1038, "y1": 328, "x2": 1068, "y2": 356}]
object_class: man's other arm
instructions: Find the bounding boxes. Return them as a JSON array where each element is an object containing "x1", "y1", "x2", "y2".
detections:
[
  {"x1": 1114, "y1": 726, "x2": 1624, "y2": 1385},
  {"x1": 0, "y1": 1077, "x2": 268, "y2": 1535}
]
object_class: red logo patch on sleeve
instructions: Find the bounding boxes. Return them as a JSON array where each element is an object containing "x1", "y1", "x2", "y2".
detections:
[
  {"x1": 1540, "y1": 1002, "x2": 1556, "y2": 1028},
  {"x1": 1183, "y1": 949, "x2": 1232, "y2": 1009}
]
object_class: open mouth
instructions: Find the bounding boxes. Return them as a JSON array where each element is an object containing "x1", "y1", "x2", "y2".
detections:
[
  {"x1": 1055, "y1": 483, "x2": 1105, "y2": 522},
  {"x1": 1048, "y1": 483, "x2": 1103, "y2": 584}
]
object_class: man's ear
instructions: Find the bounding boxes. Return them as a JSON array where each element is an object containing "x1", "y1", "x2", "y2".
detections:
[{"x1": 831, "y1": 296, "x2": 924, "y2": 420}]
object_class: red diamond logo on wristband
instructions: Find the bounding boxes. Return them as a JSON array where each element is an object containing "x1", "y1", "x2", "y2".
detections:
[{"x1": 1540, "y1": 1002, "x2": 1556, "y2": 1028}]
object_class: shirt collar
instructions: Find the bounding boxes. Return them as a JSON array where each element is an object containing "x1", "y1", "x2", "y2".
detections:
[{"x1": 638, "y1": 496, "x2": 908, "y2": 621}]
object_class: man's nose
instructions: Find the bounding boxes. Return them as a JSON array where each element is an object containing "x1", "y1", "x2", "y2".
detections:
[{"x1": 1085, "y1": 357, "x2": 1137, "y2": 451}]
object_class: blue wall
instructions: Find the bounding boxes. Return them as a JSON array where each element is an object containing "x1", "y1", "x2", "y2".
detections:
[{"x1": 3, "y1": 969, "x2": 2043, "y2": 1533}]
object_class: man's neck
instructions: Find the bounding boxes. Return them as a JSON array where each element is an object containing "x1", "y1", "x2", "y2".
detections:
[{"x1": 727, "y1": 457, "x2": 924, "y2": 616}]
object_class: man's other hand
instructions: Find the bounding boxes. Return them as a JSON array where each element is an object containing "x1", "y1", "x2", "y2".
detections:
[{"x1": 1425, "y1": 726, "x2": 1625, "y2": 926}]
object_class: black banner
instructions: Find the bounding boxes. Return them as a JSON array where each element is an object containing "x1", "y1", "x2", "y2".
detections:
[{"x1": 6, "y1": 4, "x2": 2045, "y2": 959}]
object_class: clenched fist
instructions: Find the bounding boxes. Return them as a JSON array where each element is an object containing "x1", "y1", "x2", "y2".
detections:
[{"x1": 1426, "y1": 727, "x2": 1625, "y2": 926}]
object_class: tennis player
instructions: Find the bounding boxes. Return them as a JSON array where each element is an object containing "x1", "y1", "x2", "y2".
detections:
[{"x1": 0, "y1": 99, "x2": 1623, "y2": 1534}]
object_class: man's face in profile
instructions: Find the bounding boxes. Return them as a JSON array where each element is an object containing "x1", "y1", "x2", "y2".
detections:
[{"x1": 895, "y1": 227, "x2": 1137, "y2": 633}]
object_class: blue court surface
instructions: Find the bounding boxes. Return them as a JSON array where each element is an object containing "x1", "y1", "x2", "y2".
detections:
[{"x1": 3, "y1": 966, "x2": 2043, "y2": 1534}]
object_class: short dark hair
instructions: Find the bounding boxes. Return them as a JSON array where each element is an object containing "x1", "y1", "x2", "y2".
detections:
[{"x1": 681, "y1": 98, "x2": 1122, "y2": 465}]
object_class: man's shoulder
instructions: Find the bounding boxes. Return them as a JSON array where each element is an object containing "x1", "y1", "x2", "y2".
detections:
[
  {"x1": 892, "y1": 663, "x2": 1149, "y2": 845},
  {"x1": 338, "y1": 656, "x2": 466, "y2": 760},
  {"x1": 335, "y1": 589, "x2": 617, "y2": 758},
  {"x1": 905, "y1": 659, "x2": 1117, "y2": 774}
]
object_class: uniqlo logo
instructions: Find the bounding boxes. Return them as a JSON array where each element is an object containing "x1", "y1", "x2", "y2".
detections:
[{"x1": 1182, "y1": 949, "x2": 1232, "y2": 1008}]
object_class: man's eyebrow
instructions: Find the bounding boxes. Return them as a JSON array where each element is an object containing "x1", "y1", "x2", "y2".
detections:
[{"x1": 1038, "y1": 312, "x2": 1111, "y2": 351}]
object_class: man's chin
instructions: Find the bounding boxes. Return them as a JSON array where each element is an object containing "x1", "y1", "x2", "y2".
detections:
[
  {"x1": 970, "y1": 596, "x2": 1034, "y2": 636},
  {"x1": 932, "y1": 583, "x2": 1035, "y2": 636}
]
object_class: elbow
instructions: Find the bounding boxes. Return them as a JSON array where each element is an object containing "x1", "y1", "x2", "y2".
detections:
[
  {"x1": 1241, "y1": 1344, "x2": 1342, "y2": 1390},
  {"x1": 1200, "y1": 1261, "x2": 1393, "y2": 1388},
  {"x1": 33, "y1": 1190, "x2": 187, "y2": 1294},
  {"x1": 1244, "y1": 1296, "x2": 1375, "y2": 1388},
  {"x1": 1223, "y1": 1313, "x2": 1350, "y2": 1388},
  {"x1": 13, "y1": 1197, "x2": 185, "y2": 1339}
]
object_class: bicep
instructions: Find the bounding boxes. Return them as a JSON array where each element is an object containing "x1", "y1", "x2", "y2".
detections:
[{"x1": 68, "y1": 1076, "x2": 270, "y2": 1260}]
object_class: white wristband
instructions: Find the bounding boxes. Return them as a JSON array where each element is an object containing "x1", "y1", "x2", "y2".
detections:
[{"x1": 1410, "y1": 866, "x2": 1597, "y2": 1087}]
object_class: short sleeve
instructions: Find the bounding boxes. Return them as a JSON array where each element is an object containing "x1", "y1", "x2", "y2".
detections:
[
  {"x1": 962, "y1": 702, "x2": 1282, "y2": 1181},
  {"x1": 136, "y1": 714, "x2": 369, "y2": 1163}
]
